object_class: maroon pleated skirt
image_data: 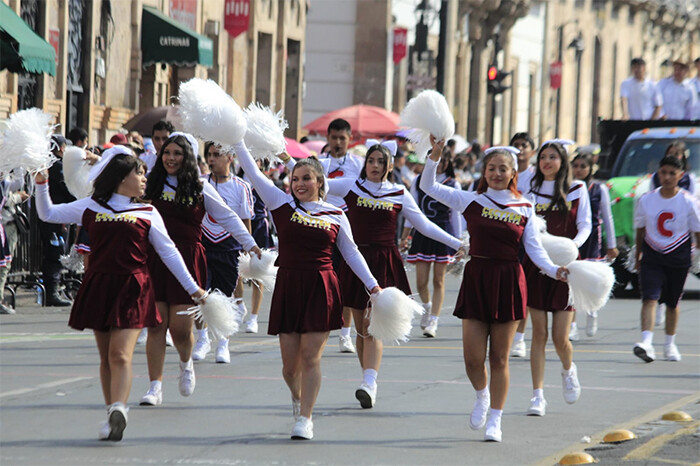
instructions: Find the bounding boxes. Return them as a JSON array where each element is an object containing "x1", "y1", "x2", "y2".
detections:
[
  {"x1": 340, "y1": 244, "x2": 411, "y2": 310},
  {"x1": 522, "y1": 256, "x2": 572, "y2": 312},
  {"x1": 150, "y1": 242, "x2": 207, "y2": 305},
  {"x1": 453, "y1": 257, "x2": 527, "y2": 323},
  {"x1": 68, "y1": 271, "x2": 161, "y2": 332},
  {"x1": 268, "y1": 267, "x2": 343, "y2": 335}
]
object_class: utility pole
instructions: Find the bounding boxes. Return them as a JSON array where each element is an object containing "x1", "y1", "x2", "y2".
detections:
[{"x1": 436, "y1": 0, "x2": 448, "y2": 94}]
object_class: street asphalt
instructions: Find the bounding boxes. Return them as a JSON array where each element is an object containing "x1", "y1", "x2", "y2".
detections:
[{"x1": 1, "y1": 270, "x2": 698, "y2": 465}]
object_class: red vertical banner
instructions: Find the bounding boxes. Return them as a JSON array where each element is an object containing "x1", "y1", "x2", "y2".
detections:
[
  {"x1": 224, "y1": 0, "x2": 251, "y2": 38},
  {"x1": 49, "y1": 29, "x2": 59, "y2": 65},
  {"x1": 550, "y1": 61, "x2": 562, "y2": 89},
  {"x1": 393, "y1": 27, "x2": 408, "y2": 64}
]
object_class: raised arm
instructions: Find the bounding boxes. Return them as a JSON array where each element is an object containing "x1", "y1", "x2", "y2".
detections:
[
  {"x1": 326, "y1": 177, "x2": 354, "y2": 199},
  {"x1": 202, "y1": 182, "x2": 257, "y2": 252},
  {"x1": 401, "y1": 191, "x2": 462, "y2": 250},
  {"x1": 34, "y1": 176, "x2": 90, "y2": 225},
  {"x1": 233, "y1": 141, "x2": 289, "y2": 210},
  {"x1": 420, "y1": 157, "x2": 473, "y2": 213},
  {"x1": 335, "y1": 214, "x2": 379, "y2": 292},
  {"x1": 148, "y1": 208, "x2": 202, "y2": 296}
]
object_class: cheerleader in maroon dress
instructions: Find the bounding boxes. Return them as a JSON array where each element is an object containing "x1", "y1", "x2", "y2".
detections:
[
  {"x1": 233, "y1": 140, "x2": 380, "y2": 440},
  {"x1": 326, "y1": 140, "x2": 461, "y2": 409},
  {"x1": 522, "y1": 141, "x2": 591, "y2": 418},
  {"x1": 35, "y1": 147, "x2": 205, "y2": 441},
  {"x1": 420, "y1": 140, "x2": 566, "y2": 442},
  {"x1": 141, "y1": 133, "x2": 260, "y2": 407}
]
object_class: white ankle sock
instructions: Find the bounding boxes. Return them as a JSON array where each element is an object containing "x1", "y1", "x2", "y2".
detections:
[
  {"x1": 641, "y1": 330, "x2": 653, "y2": 345},
  {"x1": 513, "y1": 332, "x2": 525, "y2": 343},
  {"x1": 198, "y1": 328, "x2": 208, "y2": 340},
  {"x1": 429, "y1": 315, "x2": 439, "y2": 323},
  {"x1": 180, "y1": 359, "x2": 193, "y2": 370},
  {"x1": 533, "y1": 388, "x2": 544, "y2": 399},
  {"x1": 488, "y1": 408, "x2": 502, "y2": 422},
  {"x1": 249, "y1": 314, "x2": 258, "y2": 323},
  {"x1": 665, "y1": 334, "x2": 675, "y2": 345},
  {"x1": 149, "y1": 380, "x2": 162, "y2": 392},
  {"x1": 340, "y1": 327, "x2": 351, "y2": 338},
  {"x1": 363, "y1": 369, "x2": 378, "y2": 387},
  {"x1": 476, "y1": 387, "x2": 489, "y2": 400},
  {"x1": 570, "y1": 322, "x2": 578, "y2": 331}
]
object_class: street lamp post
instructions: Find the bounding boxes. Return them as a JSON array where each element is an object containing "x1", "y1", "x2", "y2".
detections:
[
  {"x1": 569, "y1": 33, "x2": 584, "y2": 142},
  {"x1": 555, "y1": 20, "x2": 577, "y2": 137}
]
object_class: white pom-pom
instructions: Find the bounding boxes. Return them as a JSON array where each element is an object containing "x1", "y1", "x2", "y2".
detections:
[
  {"x1": 399, "y1": 90, "x2": 455, "y2": 159},
  {"x1": 567, "y1": 260, "x2": 615, "y2": 314},
  {"x1": 238, "y1": 249, "x2": 278, "y2": 290},
  {"x1": 178, "y1": 78, "x2": 247, "y2": 148},
  {"x1": 178, "y1": 290, "x2": 239, "y2": 340},
  {"x1": 368, "y1": 287, "x2": 424, "y2": 344},
  {"x1": 530, "y1": 215, "x2": 547, "y2": 233},
  {"x1": 243, "y1": 103, "x2": 288, "y2": 160},
  {"x1": 447, "y1": 230, "x2": 471, "y2": 276},
  {"x1": 59, "y1": 245, "x2": 85, "y2": 274},
  {"x1": 0, "y1": 108, "x2": 57, "y2": 174},
  {"x1": 624, "y1": 245, "x2": 637, "y2": 273},
  {"x1": 540, "y1": 232, "x2": 578, "y2": 266},
  {"x1": 62, "y1": 146, "x2": 93, "y2": 199}
]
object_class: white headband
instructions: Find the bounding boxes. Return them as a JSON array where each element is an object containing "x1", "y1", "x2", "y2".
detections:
[
  {"x1": 542, "y1": 139, "x2": 576, "y2": 153},
  {"x1": 88, "y1": 145, "x2": 133, "y2": 182},
  {"x1": 365, "y1": 139, "x2": 398, "y2": 159},
  {"x1": 170, "y1": 131, "x2": 200, "y2": 157},
  {"x1": 484, "y1": 146, "x2": 519, "y2": 167}
]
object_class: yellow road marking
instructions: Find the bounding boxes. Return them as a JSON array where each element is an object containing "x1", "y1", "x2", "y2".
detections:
[{"x1": 623, "y1": 421, "x2": 699, "y2": 460}]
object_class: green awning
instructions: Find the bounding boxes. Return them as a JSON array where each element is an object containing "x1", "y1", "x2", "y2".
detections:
[
  {"x1": 0, "y1": 1, "x2": 56, "y2": 75},
  {"x1": 141, "y1": 7, "x2": 213, "y2": 68}
]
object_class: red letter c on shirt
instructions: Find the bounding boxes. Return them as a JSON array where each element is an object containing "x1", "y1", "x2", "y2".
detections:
[{"x1": 657, "y1": 212, "x2": 673, "y2": 237}]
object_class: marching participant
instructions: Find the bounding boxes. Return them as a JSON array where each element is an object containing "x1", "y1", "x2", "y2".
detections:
[
  {"x1": 233, "y1": 139, "x2": 380, "y2": 440},
  {"x1": 420, "y1": 139, "x2": 566, "y2": 442},
  {"x1": 35, "y1": 147, "x2": 206, "y2": 441},
  {"x1": 522, "y1": 140, "x2": 591, "y2": 417},
  {"x1": 327, "y1": 140, "x2": 462, "y2": 409},
  {"x1": 140, "y1": 133, "x2": 259, "y2": 406}
]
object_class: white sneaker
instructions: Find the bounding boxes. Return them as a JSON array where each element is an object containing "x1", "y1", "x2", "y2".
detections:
[
  {"x1": 633, "y1": 342, "x2": 655, "y2": 363},
  {"x1": 234, "y1": 299, "x2": 248, "y2": 327},
  {"x1": 215, "y1": 339, "x2": 230, "y2": 364},
  {"x1": 423, "y1": 319, "x2": 438, "y2": 338},
  {"x1": 245, "y1": 319, "x2": 258, "y2": 333},
  {"x1": 136, "y1": 328, "x2": 148, "y2": 345},
  {"x1": 292, "y1": 397, "x2": 301, "y2": 420},
  {"x1": 568, "y1": 324, "x2": 580, "y2": 342},
  {"x1": 664, "y1": 343, "x2": 681, "y2": 361},
  {"x1": 291, "y1": 416, "x2": 313, "y2": 440},
  {"x1": 469, "y1": 394, "x2": 490, "y2": 430},
  {"x1": 355, "y1": 383, "x2": 377, "y2": 409},
  {"x1": 484, "y1": 414, "x2": 502, "y2": 442},
  {"x1": 655, "y1": 305, "x2": 666, "y2": 326},
  {"x1": 105, "y1": 403, "x2": 127, "y2": 441},
  {"x1": 98, "y1": 420, "x2": 111, "y2": 440},
  {"x1": 192, "y1": 335, "x2": 211, "y2": 361},
  {"x1": 510, "y1": 340, "x2": 526, "y2": 358},
  {"x1": 165, "y1": 330, "x2": 174, "y2": 347},
  {"x1": 586, "y1": 312, "x2": 598, "y2": 337},
  {"x1": 139, "y1": 384, "x2": 162, "y2": 406},
  {"x1": 339, "y1": 334, "x2": 356, "y2": 353},
  {"x1": 527, "y1": 396, "x2": 547, "y2": 416},
  {"x1": 420, "y1": 303, "x2": 431, "y2": 330},
  {"x1": 561, "y1": 363, "x2": 581, "y2": 404},
  {"x1": 179, "y1": 362, "x2": 196, "y2": 396}
]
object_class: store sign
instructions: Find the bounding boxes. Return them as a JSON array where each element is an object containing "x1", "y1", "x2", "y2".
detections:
[
  {"x1": 550, "y1": 60, "x2": 562, "y2": 89},
  {"x1": 49, "y1": 29, "x2": 60, "y2": 65},
  {"x1": 224, "y1": 0, "x2": 250, "y2": 38},
  {"x1": 170, "y1": 0, "x2": 197, "y2": 30},
  {"x1": 393, "y1": 27, "x2": 408, "y2": 64}
]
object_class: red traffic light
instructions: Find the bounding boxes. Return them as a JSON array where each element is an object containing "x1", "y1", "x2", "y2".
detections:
[{"x1": 488, "y1": 65, "x2": 498, "y2": 81}]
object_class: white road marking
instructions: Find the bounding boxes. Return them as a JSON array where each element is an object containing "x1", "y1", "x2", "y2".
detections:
[{"x1": 0, "y1": 376, "x2": 93, "y2": 399}]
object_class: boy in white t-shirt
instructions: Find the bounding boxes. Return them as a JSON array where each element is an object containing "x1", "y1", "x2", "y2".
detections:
[{"x1": 633, "y1": 156, "x2": 700, "y2": 363}]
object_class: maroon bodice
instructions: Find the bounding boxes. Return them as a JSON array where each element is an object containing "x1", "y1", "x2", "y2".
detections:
[
  {"x1": 533, "y1": 186, "x2": 582, "y2": 240},
  {"x1": 464, "y1": 198, "x2": 528, "y2": 261},
  {"x1": 82, "y1": 206, "x2": 153, "y2": 274},
  {"x1": 344, "y1": 189, "x2": 402, "y2": 246},
  {"x1": 152, "y1": 196, "x2": 206, "y2": 245},
  {"x1": 272, "y1": 203, "x2": 340, "y2": 270}
]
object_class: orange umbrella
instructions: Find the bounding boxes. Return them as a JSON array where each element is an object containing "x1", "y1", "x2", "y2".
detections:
[
  {"x1": 284, "y1": 137, "x2": 313, "y2": 159},
  {"x1": 304, "y1": 104, "x2": 400, "y2": 139}
]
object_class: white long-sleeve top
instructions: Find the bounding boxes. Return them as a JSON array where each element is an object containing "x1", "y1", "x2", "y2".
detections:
[
  {"x1": 327, "y1": 176, "x2": 462, "y2": 250},
  {"x1": 525, "y1": 179, "x2": 592, "y2": 248},
  {"x1": 420, "y1": 157, "x2": 559, "y2": 278},
  {"x1": 162, "y1": 175, "x2": 257, "y2": 251},
  {"x1": 234, "y1": 142, "x2": 379, "y2": 290},
  {"x1": 35, "y1": 182, "x2": 199, "y2": 294}
]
